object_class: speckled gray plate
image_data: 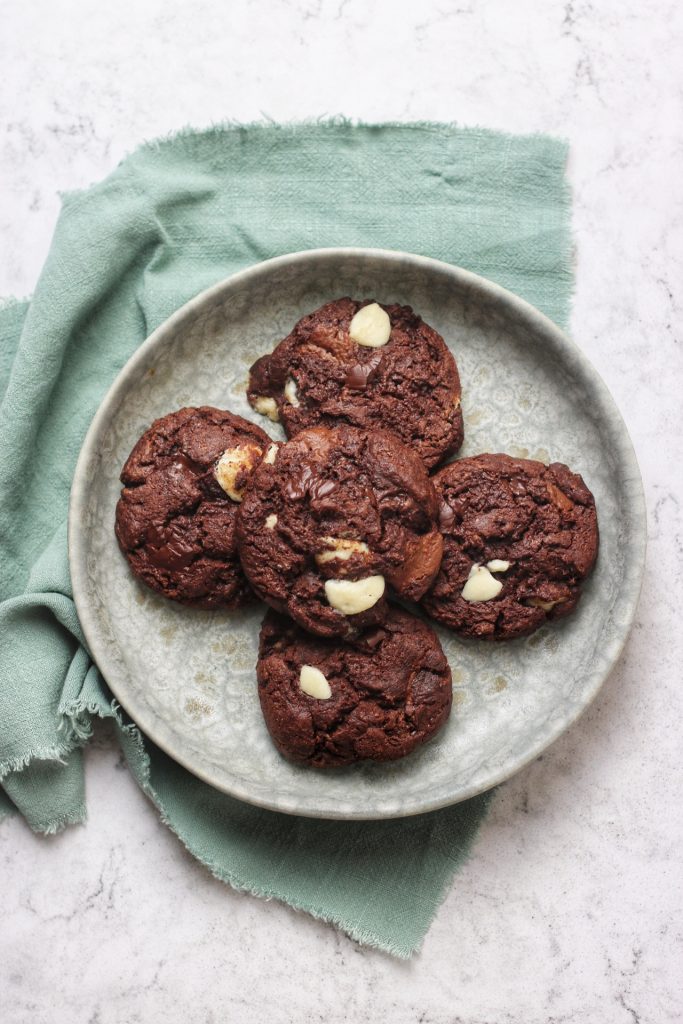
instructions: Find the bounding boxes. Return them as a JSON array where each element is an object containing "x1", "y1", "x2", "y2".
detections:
[{"x1": 69, "y1": 248, "x2": 646, "y2": 819}]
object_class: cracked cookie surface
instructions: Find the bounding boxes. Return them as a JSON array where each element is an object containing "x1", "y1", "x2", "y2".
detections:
[
  {"x1": 421, "y1": 453, "x2": 599, "y2": 640},
  {"x1": 115, "y1": 406, "x2": 271, "y2": 608},
  {"x1": 236, "y1": 424, "x2": 443, "y2": 637},
  {"x1": 248, "y1": 297, "x2": 463, "y2": 469},
  {"x1": 256, "y1": 606, "x2": 453, "y2": 767}
]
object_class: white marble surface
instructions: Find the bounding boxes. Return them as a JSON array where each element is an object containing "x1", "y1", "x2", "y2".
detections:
[{"x1": 1, "y1": 0, "x2": 682, "y2": 1021}]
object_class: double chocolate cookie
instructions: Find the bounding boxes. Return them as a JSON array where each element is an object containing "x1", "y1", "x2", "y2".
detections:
[
  {"x1": 115, "y1": 406, "x2": 272, "y2": 609},
  {"x1": 421, "y1": 454, "x2": 599, "y2": 640},
  {"x1": 257, "y1": 606, "x2": 453, "y2": 767},
  {"x1": 248, "y1": 297, "x2": 463, "y2": 469},
  {"x1": 236, "y1": 424, "x2": 443, "y2": 637}
]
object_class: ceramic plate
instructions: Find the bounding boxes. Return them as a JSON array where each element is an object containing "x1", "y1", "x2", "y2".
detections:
[{"x1": 69, "y1": 248, "x2": 646, "y2": 819}]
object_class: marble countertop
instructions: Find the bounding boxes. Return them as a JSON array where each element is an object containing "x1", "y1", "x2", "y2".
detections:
[{"x1": 1, "y1": 1, "x2": 681, "y2": 1021}]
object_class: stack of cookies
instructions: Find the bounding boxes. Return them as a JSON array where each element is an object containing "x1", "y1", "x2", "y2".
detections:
[{"x1": 115, "y1": 298, "x2": 599, "y2": 769}]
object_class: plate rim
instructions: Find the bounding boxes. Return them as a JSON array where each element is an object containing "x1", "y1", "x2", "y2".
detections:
[{"x1": 68, "y1": 246, "x2": 647, "y2": 819}]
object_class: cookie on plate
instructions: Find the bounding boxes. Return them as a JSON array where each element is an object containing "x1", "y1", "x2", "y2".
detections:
[
  {"x1": 256, "y1": 606, "x2": 453, "y2": 767},
  {"x1": 236, "y1": 424, "x2": 443, "y2": 637},
  {"x1": 115, "y1": 406, "x2": 274, "y2": 609},
  {"x1": 421, "y1": 454, "x2": 599, "y2": 640},
  {"x1": 248, "y1": 297, "x2": 463, "y2": 469}
]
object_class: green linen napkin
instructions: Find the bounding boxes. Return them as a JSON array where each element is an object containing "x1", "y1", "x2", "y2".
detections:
[{"x1": 0, "y1": 121, "x2": 572, "y2": 957}]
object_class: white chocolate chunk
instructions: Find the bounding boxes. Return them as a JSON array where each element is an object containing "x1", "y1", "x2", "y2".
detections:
[
  {"x1": 527, "y1": 597, "x2": 563, "y2": 611},
  {"x1": 315, "y1": 537, "x2": 370, "y2": 565},
  {"x1": 284, "y1": 377, "x2": 300, "y2": 407},
  {"x1": 253, "y1": 395, "x2": 280, "y2": 422},
  {"x1": 324, "y1": 575, "x2": 385, "y2": 615},
  {"x1": 348, "y1": 303, "x2": 391, "y2": 348},
  {"x1": 265, "y1": 514, "x2": 278, "y2": 530},
  {"x1": 486, "y1": 559, "x2": 511, "y2": 573},
  {"x1": 299, "y1": 665, "x2": 332, "y2": 700},
  {"x1": 263, "y1": 443, "x2": 278, "y2": 465},
  {"x1": 461, "y1": 564, "x2": 503, "y2": 602},
  {"x1": 215, "y1": 443, "x2": 263, "y2": 502}
]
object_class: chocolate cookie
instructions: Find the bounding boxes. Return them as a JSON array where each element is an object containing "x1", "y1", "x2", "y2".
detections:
[
  {"x1": 421, "y1": 454, "x2": 599, "y2": 640},
  {"x1": 115, "y1": 406, "x2": 273, "y2": 609},
  {"x1": 236, "y1": 424, "x2": 443, "y2": 637},
  {"x1": 256, "y1": 606, "x2": 453, "y2": 767},
  {"x1": 248, "y1": 297, "x2": 463, "y2": 469}
]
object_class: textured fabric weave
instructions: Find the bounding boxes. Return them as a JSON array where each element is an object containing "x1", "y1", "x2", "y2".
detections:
[{"x1": 0, "y1": 121, "x2": 572, "y2": 957}]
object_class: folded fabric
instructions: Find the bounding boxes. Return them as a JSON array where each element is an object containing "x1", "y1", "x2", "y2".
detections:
[{"x1": 0, "y1": 121, "x2": 572, "y2": 957}]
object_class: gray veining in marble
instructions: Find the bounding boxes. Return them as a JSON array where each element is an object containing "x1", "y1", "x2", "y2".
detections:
[{"x1": 1, "y1": 0, "x2": 682, "y2": 1021}]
